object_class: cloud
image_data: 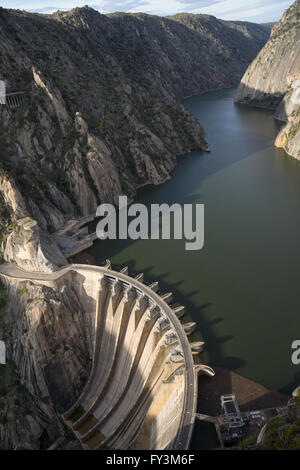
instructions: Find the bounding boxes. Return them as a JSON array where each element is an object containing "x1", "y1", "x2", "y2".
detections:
[
  {"x1": 190, "y1": 0, "x2": 293, "y2": 22},
  {"x1": 27, "y1": 6, "x2": 69, "y2": 12},
  {"x1": 127, "y1": 0, "x2": 184, "y2": 15},
  {"x1": 1, "y1": 0, "x2": 294, "y2": 23},
  {"x1": 1, "y1": 0, "x2": 86, "y2": 10},
  {"x1": 90, "y1": 1, "x2": 143, "y2": 13}
]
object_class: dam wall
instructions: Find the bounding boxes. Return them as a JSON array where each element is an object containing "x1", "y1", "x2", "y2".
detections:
[{"x1": 0, "y1": 263, "x2": 199, "y2": 450}]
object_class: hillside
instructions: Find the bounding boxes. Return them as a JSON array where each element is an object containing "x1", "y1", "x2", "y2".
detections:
[{"x1": 0, "y1": 7, "x2": 270, "y2": 261}]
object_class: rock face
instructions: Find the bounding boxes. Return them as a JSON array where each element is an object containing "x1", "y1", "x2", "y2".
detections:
[
  {"x1": 0, "y1": 6, "x2": 269, "y2": 236},
  {"x1": 274, "y1": 79, "x2": 300, "y2": 158},
  {"x1": 235, "y1": 0, "x2": 300, "y2": 159},
  {"x1": 0, "y1": 273, "x2": 92, "y2": 449},
  {"x1": 0, "y1": 167, "x2": 67, "y2": 271},
  {"x1": 4, "y1": 217, "x2": 67, "y2": 272}
]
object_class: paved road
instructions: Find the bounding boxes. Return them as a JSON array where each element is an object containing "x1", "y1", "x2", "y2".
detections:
[{"x1": 0, "y1": 262, "x2": 197, "y2": 450}]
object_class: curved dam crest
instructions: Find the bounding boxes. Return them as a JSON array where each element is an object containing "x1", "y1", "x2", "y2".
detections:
[{"x1": 89, "y1": 88, "x2": 300, "y2": 395}]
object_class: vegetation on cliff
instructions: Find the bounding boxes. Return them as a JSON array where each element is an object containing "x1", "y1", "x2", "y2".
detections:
[{"x1": 0, "y1": 6, "x2": 269, "y2": 236}]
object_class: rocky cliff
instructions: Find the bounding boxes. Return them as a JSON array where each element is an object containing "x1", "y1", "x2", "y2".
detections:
[
  {"x1": 0, "y1": 7, "x2": 269, "y2": 245},
  {"x1": 0, "y1": 271, "x2": 93, "y2": 449},
  {"x1": 235, "y1": 0, "x2": 300, "y2": 159}
]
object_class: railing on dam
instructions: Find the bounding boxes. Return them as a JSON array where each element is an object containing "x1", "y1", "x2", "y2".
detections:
[{"x1": 5, "y1": 92, "x2": 26, "y2": 108}]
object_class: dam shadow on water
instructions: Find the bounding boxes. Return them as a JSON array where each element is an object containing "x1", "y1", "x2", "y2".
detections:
[{"x1": 88, "y1": 88, "x2": 300, "y2": 397}]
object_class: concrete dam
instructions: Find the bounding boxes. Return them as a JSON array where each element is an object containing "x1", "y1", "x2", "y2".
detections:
[{"x1": 0, "y1": 262, "x2": 214, "y2": 450}]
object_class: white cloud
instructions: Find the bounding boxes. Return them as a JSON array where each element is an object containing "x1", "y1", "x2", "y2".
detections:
[
  {"x1": 128, "y1": 0, "x2": 184, "y2": 15},
  {"x1": 191, "y1": 0, "x2": 293, "y2": 22},
  {"x1": 1, "y1": 0, "x2": 86, "y2": 10}
]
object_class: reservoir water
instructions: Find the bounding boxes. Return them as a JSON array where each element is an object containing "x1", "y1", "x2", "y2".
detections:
[{"x1": 88, "y1": 88, "x2": 300, "y2": 395}]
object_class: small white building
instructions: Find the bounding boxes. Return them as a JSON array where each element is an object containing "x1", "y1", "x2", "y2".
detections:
[{"x1": 0, "y1": 340, "x2": 5, "y2": 364}]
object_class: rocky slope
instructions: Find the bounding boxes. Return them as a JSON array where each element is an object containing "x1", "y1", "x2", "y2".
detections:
[
  {"x1": 0, "y1": 7, "x2": 269, "y2": 253},
  {"x1": 0, "y1": 271, "x2": 92, "y2": 449},
  {"x1": 235, "y1": 0, "x2": 300, "y2": 159},
  {"x1": 0, "y1": 6, "x2": 270, "y2": 449}
]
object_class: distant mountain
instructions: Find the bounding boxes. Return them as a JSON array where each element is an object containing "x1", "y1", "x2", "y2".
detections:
[{"x1": 260, "y1": 22, "x2": 276, "y2": 30}]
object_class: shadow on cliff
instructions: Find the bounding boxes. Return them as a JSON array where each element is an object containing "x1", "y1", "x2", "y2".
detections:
[
  {"x1": 39, "y1": 273, "x2": 94, "y2": 412},
  {"x1": 234, "y1": 82, "x2": 288, "y2": 123}
]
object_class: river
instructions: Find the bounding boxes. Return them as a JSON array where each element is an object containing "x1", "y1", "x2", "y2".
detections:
[{"x1": 88, "y1": 87, "x2": 300, "y2": 395}]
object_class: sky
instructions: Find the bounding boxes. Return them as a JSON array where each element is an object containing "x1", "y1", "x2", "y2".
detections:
[{"x1": 0, "y1": 0, "x2": 295, "y2": 23}]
